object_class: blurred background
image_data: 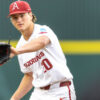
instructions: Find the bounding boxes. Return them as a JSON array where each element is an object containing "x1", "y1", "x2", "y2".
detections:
[{"x1": 0, "y1": 0, "x2": 100, "y2": 100}]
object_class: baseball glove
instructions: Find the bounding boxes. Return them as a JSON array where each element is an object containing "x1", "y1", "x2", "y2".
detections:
[{"x1": 0, "y1": 42, "x2": 11, "y2": 66}]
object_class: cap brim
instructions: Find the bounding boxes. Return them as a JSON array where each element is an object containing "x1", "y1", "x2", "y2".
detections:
[{"x1": 7, "y1": 11, "x2": 31, "y2": 18}]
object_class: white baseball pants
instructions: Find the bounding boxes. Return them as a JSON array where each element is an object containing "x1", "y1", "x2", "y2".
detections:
[{"x1": 29, "y1": 80, "x2": 76, "y2": 100}]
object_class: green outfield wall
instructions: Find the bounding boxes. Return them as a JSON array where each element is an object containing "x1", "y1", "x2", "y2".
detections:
[{"x1": 0, "y1": 0, "x2": 100, "y2": 100}]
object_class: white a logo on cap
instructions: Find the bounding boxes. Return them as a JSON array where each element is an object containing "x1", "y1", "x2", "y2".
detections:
[{"x1": 12, "y1": 2, "x2": 19, "y2": 11}]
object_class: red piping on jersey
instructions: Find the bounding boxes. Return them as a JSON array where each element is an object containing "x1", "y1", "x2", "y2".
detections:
[{"x1": 39, "y1": 32, "x2": 47, "y2": 34}]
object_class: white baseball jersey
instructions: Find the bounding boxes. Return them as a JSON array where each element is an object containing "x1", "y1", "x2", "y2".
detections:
[{"x1": 16, "y1": 24, "x2": 73, "y2": 88}]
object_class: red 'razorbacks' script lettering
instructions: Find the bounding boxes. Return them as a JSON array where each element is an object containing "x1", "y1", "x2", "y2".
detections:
[{"x1": 24, "y1": 52, "x2": 44, "y2": 67}]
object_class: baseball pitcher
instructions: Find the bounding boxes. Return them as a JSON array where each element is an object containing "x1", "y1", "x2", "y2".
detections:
[{"x1": 0, "y1": 0, "x2": 76, "y2": 100}]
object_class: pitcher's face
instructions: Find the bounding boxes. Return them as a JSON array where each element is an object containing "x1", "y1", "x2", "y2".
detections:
[{"x1": 10, "y1": 12, "x2": 33, "y2": 32}]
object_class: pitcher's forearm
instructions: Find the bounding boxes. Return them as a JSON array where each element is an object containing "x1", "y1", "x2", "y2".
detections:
[
  {"x1": 11, "y1": 73, "x2": 33, "y2": 100},
  {"x1": 16, "y1": 36, "x2": 50, "y2": 54},
  {"x1": 11, "y1": 85, "x2": 33, "y2": 100}
]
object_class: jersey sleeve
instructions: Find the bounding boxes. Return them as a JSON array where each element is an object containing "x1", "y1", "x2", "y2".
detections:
[{"x1": 35, "y1": 25, "x2": 57, "y2": 46}]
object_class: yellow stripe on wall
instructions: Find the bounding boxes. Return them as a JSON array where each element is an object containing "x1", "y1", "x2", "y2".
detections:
[
  {"x1": 1, "y1": 40, "x2": 100, "y2": 54},
  {"x1": 60, "y1": 40, "x2": 100, "y2": 54}
]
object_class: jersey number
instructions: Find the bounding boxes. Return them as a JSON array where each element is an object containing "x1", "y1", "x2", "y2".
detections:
[{"x1": 41, "y1": 58, "x2": 53, "y2": 73}]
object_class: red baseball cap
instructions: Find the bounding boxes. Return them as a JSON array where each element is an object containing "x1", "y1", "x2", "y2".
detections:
[{"x1": 8, "y1": 0, "x2": 31, "y2": 17}]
